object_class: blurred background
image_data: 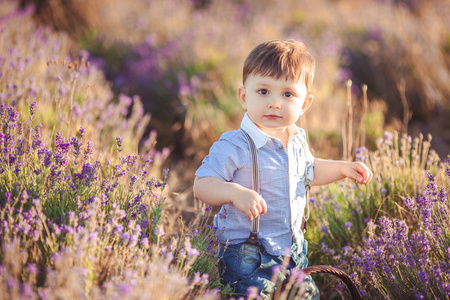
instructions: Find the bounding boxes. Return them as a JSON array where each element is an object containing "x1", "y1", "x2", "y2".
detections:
[{"x1": 11, "y1": 0, "x2": 450, "y2": 211}]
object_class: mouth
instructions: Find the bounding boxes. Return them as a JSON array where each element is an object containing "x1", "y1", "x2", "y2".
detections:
[{"x1": 264, "y1": 114, "x2": 281, "y2": 119}]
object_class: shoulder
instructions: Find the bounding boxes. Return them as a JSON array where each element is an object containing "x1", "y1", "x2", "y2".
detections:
[
  {"x1": 219, "y1": 129, "x2": 244, "y2": 140},
  {"x1": 207, "y1": 130, "x2": 248, "y2": 154},
  {"x1": 216, "y1": 130, "x2": 247, "y2": 147}
]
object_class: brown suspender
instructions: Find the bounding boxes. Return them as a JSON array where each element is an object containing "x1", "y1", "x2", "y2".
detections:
[{"x1": 240, "y1": 129, "x2": 311, "y2": 245}]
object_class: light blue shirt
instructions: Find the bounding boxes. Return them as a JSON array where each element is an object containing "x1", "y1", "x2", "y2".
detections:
[{"x1": 195, "y1": 113, "x2": 315, "y2": 256}]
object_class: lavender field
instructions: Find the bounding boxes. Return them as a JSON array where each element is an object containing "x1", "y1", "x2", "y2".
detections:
[{"x1": 1, "y1": 0, "x2": 450, "y2": 299}]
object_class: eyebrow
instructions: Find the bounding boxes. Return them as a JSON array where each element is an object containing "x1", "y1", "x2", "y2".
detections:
[
  {"x1": 257, "y1": 83, "x2": 270, "y2": 88},
  {"x1": 251, "y1": 78, "x2": 300, "y2": 90}
]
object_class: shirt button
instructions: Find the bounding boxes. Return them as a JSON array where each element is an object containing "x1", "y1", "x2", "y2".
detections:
[{"x1": 278, "y1": 146, "x2": 283, "y2": 150}]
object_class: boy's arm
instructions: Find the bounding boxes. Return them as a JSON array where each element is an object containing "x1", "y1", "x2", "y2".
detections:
[
  {"x1": 310, "y1": 158, "x2": 373, "y2": 186},
  {"x1": 193, "y1": 176, "x2": 267, "y2": 220}
]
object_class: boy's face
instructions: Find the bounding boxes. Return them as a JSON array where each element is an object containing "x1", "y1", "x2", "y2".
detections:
[{"x1": 238, "y1": 74, "x2": 313, "y2": 136}]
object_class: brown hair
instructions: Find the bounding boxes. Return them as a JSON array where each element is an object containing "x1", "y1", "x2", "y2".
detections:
[{"x1": 243, "y1": 39, "x2": 315, "y2": 91}]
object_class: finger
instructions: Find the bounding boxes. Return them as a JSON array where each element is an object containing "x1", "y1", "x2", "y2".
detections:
[
  {"x1": 361, "y1": 165, "x2": 373, "y2": 184},
  {"x1": 245, "y1": 209, "x2": 254, "y2": 221},
  {"x1": 259, "y1": 197, "x2": 268, "y2": 215},
  {"x1": 349, "y1": 168, "x2": 364, "y2": 184},
  {"x1": 255, "y1": 202, "x2": 263, "y2": 215},
  {"x1": 361, "y1": 168, "x2": 373, "y2": 184},
  {"x1": 358, "y1": 171, "x2": 367, "y2": 184},
  {"x1": 249, "y1": 207, "x2": 259, "y2": 219}
]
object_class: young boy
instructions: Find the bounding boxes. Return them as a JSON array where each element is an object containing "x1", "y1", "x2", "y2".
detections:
[{"x1": 193, "y1": 39, "x2": 373, "y2": 299}]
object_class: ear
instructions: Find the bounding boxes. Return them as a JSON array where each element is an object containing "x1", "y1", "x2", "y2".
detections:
[
  {"x1": 301, "y1": 94, "x2": 314, "y2": 113},
  {"x1": 238, "y1": 85, "x2": 247, "y2": 109}
]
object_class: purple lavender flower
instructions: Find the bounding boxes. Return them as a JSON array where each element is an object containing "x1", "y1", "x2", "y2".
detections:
[
  {"x1": 73, "y1": 163, "x2": 97, "y2": 187},
  {"x1": 116, "y1": 136, "x2": 124, "y2": 152},
  {"x1": 392, "y1": 219, "x2": 408, "y2": 243},
  {"x1": 420, "y1": 207, "x2": 432, "y2": 229},
  {"x1": 29, "y1": 102, "x2": 37, "y2": 117},
  {"x1": 437, "y1": 188, "x2": 447, "y2": 203},
  {"x1": 79, "y1": 49, "x2": 90, "y2": 60},
  {"x1": 113, "y1": 164, "x2": 125, "y2": 179},
  {"x1": 7, "y1": 107, "x2": 19, "y2": 123},
  {"x1": 71, "y1": 137, "x2": 82, "y2": 163},
  {"x1": 140, "y1": 237, "x2": 149, "y2": 248},
  {"x1": 17, "y1": 122, "x2": 23, "y2": 136},
  {"x1": 355, "y1": 147, "x2": 368, "y2": 162},
  {"x1": 125, "y1": 154, "x2": 138, "y2": 171},
  {"x1": 404, "y1": 196, "x2": 417, "y2": 211},
  {"x1": 88, "y1": 232, "x2": 98, "y2": 242},
  {"x1": 194, "y1": 271, "x2": 201, "y2": 284},
  {"x1": 83, "y1": 141, "x2": 94, "y2": 160},
  {"x1": 5, "y1": 192, "x2": 12, "y2": 203},
  {"x1": 32, "y1": 124, "x2": 42, "y2": 150},
  {"x1": 418, "y1": 269, "x2": 429, "y2": 284},
  {"x1": 291, "y1": 268, "x2": 306, "y2": 285},
  {"x1": 154, "y1": 225, "x2": 164, "y2": 236},
  {"x1": 26, "y1": 263, "x2": 39, "y2": 274},
  {"x1": 218, "y1": 207, "x2": 227, "y2": 219},
  {"x1": 345, "y1": 221, "x2": 352, "y2": 229},
  {"x1": 117, "y1": 283, "x2": 133, "y2": 295},
  {"x1": 122, "y1": 232, "x2": 131, "y2": 243},
  {"x1": 118, "y1": 93, "x2": 133, "y2": 106},
  {"x1": 0, "y1": 104, "x2": 6, "y2": 119},
  {"x1": 163, "y1": 168, "x2": 169, "y2": 179},
  {"x1": 65, "y1": 226, "x2": 74, "y2": 235},
  {"x1": 129, "y1": 175, "x2": 138, "y2": 192},
  {"x1": 113, "y1": 224, "x2": 124, "y2": 235},
  {"x1": 246, "y1": 286, "x2": 259, "y2": 299},
  {"x1": 384, "y1": 131, "x2": 393, "y2": 145},
  {"x1": 272, "y1": 265, "x2": 282, "y2": 276},
  {"x1": 202, "y1": 273, "x2": 209, "y2": 284},
  {"x1": 79, "y1": 127, "x2": 86, "y2": 138},
  {"x1": 6, "y1": 277, "x2": 19, "y2": 290}
]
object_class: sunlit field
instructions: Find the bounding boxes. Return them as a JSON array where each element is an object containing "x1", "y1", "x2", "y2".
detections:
[{"x1": 1, "y1": 0, "x2": 450, "y2": 299}]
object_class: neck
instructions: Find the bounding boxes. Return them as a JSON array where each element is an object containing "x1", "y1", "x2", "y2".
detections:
[{"x1": 258, "y1": 126, "x2": 289, "y2": 148}]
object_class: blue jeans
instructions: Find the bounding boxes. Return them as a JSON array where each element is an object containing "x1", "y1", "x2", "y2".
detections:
[{"x1": 217, "y1": 240, "x2": 319, "y2": 299}]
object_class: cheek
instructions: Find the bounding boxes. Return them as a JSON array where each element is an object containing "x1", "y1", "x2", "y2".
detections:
[
  {"x1": 248, "y1": 102, "x2": 263, "y2": 111},
  {"x1": 290, "y1": 109, "x2": 303, "y2": 120},
  {"x1": 287, "y1": 103, "x2": 302, "y2": 115}
]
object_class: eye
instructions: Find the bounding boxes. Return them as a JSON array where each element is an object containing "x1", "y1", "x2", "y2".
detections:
[
  {"x1": 258, "y1": 89, "x2": 269, "y2": 95},
  {"x1": 284, "y1": 91, "x2": 294, "y2": 98}
]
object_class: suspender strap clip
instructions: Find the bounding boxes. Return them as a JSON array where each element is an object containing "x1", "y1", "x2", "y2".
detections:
[
  {"x1": 301, "y1": 182, "x2": 311, "y2": 234},
  {"x1": 245, "y1": 231, "x2": 260, "y2": 246}
]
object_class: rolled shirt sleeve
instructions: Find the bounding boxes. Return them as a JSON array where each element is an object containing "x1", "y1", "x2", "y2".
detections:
[{"x1": 195, "y1": 131, "x2": 243, "y2": 182}]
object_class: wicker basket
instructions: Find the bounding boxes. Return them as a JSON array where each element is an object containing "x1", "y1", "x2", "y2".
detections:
[{"x1": 274, "y1": 265, "x2": 362, "y2": 300}]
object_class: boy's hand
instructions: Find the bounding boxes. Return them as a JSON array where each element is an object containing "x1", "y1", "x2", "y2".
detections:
[
  {"x1": 193, "y1": 177, "x2": 267, "y2": 220},
  {"x1": 231, "y1": 186, "x2": 268, "y2": 220},
  {"x1": 342, "y1": 162, "x2": 373, "y2": 184}
]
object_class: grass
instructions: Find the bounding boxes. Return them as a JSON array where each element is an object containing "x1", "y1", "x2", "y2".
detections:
[{"x1": 1, "y1": 0, "x2": 449, "y2": 299}]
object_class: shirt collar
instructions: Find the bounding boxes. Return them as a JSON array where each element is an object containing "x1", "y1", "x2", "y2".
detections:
[{"x1": 240, "y1": 113, "x2": 300, "y2": 149}]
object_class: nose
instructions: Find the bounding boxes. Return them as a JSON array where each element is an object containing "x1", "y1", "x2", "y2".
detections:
[{"x1": 267, "y1": 98, "x2": 281, "y2": 109}]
